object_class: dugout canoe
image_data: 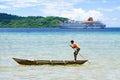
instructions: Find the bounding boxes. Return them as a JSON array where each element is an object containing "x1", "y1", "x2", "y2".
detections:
[{"x1": 13, "y1": 58, "x2": 88, "y2": 65}]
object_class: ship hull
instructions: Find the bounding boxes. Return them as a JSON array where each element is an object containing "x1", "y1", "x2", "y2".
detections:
[{"x1": 60, "y1": 21, "x2": 106, "y2": 29}]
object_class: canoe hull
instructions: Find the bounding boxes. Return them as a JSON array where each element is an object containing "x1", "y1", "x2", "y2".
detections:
[{"x1": 13, "y1": 58, "x2": 88, "y2": 65}]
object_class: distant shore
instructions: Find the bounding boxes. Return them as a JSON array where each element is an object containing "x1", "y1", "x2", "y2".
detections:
[{"x1": 0, "y1": 13, "x2": 68, "y2": 28}]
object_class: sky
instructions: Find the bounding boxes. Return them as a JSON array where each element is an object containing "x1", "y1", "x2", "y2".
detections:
[{"x1": 0, "y1": 0, "x2": 120, "y2": 27}]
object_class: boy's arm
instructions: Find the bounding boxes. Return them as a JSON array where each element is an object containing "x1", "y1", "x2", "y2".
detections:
[{"x1": 70, "y1": 45, "x2": 74, "y2": 48}]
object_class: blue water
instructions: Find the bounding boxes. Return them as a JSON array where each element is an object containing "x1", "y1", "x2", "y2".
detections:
[
  {"x1": 0, "y1": 27, "x2": 120, "y2": 32},
  {"x1": 0, "y1": 28, "x2": 120, "y2": 80}
]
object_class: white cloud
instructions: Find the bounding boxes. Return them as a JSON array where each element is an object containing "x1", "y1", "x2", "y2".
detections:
[
  {"x1": 0, "y1": 0, "x2": 39, "y2": 8},
  {"x1": 98, "y1": 6, "x2": 120, "y2": 12},
  {"x1": 98, "y1": 8, "x2": 114, "y2": 12},
  {"x1": 38, "y1": 0, "x2": 104, "y2": 21},
  {"x1": 0, "y1": 0, "x2": 12, "y2": 1},
  {"x1": 42, "y1": 5, "x2": 104, "y2": 21},
  {"x1": 102, "y1": 0, "x2": 107, "y2": 3},
  {"x1": 0, "y1": 0, "x2": 85, "y2": 9},
  {"x1": 59, "y1": 8, "x2": 104, "y2": 21},
  {"x1": 0, "y1": 0, "x2": 104, "y2": 21},
  {"x1": 0, "y1": 5, "x2": 8, "y2": 9},
  {"x1": 103, "y1": 17, "x2": 120, "y2": 27},
  {"x1": 116, "y1": 6, "x2": 120, "y2": 10}
]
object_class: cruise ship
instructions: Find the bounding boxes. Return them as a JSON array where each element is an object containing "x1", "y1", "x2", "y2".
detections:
[{"x1": 59, "y1": 17, "x2": 106, "y2": 29}]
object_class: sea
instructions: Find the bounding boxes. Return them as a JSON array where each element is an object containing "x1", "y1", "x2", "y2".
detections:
[{"x1": 0, "y1": 28, "x2": 120, "y2": 80}]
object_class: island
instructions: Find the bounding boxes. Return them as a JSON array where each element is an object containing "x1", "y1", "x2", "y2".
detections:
[{"x1": 0, "y1": 13, "x2": 68, "y2": 28}]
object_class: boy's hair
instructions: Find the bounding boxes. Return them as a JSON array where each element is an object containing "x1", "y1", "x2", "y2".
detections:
[{"x1": 71, "y1": 40, "x2": 74, "y2": 43}]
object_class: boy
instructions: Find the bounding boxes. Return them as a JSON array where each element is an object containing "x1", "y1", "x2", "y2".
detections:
[{"x1": 70, "y1": 40, "x2": 80, "y2": 62}]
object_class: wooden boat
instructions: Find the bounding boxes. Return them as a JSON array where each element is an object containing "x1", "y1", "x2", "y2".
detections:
[{"x1": 13, "y1": 58, "x2": 88, "y2": 65}]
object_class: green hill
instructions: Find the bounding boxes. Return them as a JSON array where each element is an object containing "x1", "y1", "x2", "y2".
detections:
[{"x1": 0, "y1": 13, "x2": 68, "y2": 28}]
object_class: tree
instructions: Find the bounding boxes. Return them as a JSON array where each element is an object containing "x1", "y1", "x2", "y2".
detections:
[{"x1": 0, "y1": 13, "x2": 69, "y2": 28}]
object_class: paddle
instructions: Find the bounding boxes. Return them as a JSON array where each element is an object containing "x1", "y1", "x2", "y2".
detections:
[
  {"x1": 79, "y1": 53, "x2": 91, "y2": 64},
  {"x1": 78, "y1": 53, "x2": 86, "y2": 59}
]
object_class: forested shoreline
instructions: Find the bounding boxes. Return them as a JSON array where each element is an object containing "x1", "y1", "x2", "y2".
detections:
[{"x1": 0, "y1": 13, "x2": 68, "y2": 28}]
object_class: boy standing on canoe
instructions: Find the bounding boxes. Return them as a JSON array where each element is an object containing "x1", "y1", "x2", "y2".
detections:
[{"x1": 70, "y1": 40, "x2": 80, "y2": 62}]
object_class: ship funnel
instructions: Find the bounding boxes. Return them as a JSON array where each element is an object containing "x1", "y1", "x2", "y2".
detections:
[{"x1": 87, "y1": 17, "x2": 94, "y2": 23}]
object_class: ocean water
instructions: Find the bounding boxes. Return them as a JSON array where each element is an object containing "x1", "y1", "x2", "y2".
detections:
[{"x1": 0, "y1": 28, "x2": 120, "y2": 80}]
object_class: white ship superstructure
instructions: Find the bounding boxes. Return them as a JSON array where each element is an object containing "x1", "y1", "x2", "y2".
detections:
[{"x1": 60, "y1": 17, "x2": 106, "y2": 29}]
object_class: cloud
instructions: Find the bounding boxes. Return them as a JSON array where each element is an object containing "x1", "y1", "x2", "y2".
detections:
[
  {"x1": 116, "y1": 6, "x2": 120, "y2": 10},
  {"x1": 0, "y1": 0, "x2": 81, "y2": 8},
  {"x1": 103, "y1": 17, "x2": 120, "y2": 27},
  {"x1": 0, "y1": 5, "x2": 8, "y2": 9},
  {"x1": 59, "y1": 8, "x2": 104, "y2": 21},
  {"x1": 98, "y1": 8, "x2": 114, "y2": 12},
  {"x1": 0, "y1": 0, "x2": 104, "y2": 21},
  {"x1": 102, "y1": 0, "x2": 107, "y2": 3},
  {"x1": 0, "y1": 0, "x2": 39, "y2": 8},
  {"x1": 98, "y1": 5, "x2": 120, "y2": 12},
  {"x1": 38, "y1": 0, "x2": 104, "y2": 21}
]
